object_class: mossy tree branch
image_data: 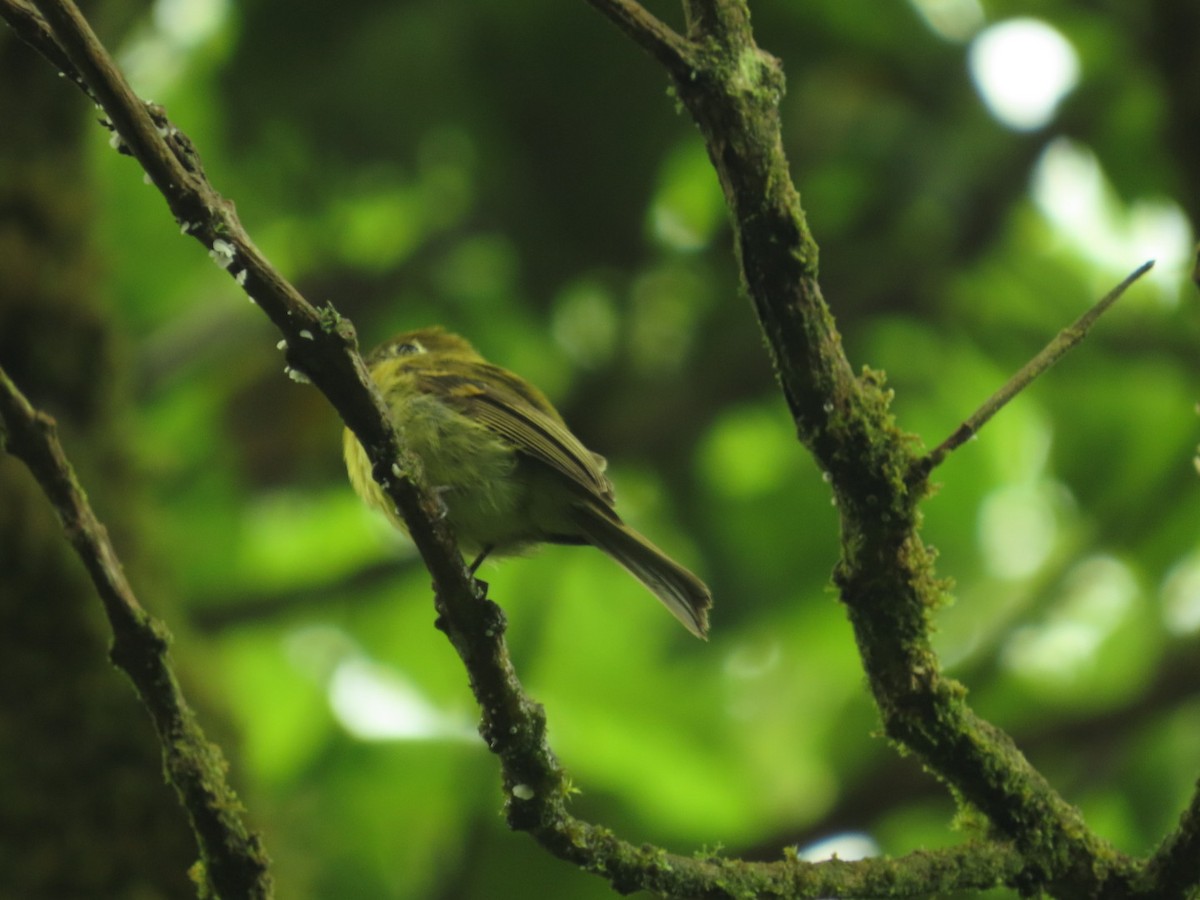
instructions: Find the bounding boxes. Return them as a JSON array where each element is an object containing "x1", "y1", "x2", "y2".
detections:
[
  {"x1": 0, "y1": 367, "x2": 273, "y2": 900},
  {"x1": 589, "y1": 0, "x2": 1193, "y2": 897}
]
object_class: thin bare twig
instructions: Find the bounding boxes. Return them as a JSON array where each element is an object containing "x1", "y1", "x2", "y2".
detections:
[
  {"x1": 919, "y1": 260, "x2": 1154, "y2": 474},
  {"x1": 0, "y1": 366, "x2": 273, "y2": 900}
]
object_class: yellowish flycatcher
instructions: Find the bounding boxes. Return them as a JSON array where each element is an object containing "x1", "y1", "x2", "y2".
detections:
[{"x1": 343, "y1": 327, "x2": 712, "y2": 638}]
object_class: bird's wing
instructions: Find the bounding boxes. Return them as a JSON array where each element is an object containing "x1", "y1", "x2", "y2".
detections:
[{"x1": 418, "y1": 367, "x2": 614, "y2": 504}]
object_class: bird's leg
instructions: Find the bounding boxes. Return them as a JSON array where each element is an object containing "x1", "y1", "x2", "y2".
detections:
[
  {"x1": 467, "y1": 545, "x2": 495, "y2": 576},
  {"x1": 466, "y1": 545, "x2": 495, "y2": 596}
]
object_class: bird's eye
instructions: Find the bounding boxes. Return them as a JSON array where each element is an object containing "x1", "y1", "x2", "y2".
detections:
[{"x1": 392, "y1": 339, "x2": 425, "y2": 357}]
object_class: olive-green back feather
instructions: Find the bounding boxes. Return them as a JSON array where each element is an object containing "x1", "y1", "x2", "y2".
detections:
[{"x1": 419, "y1": 367, "x2": 614, "y2": 504}]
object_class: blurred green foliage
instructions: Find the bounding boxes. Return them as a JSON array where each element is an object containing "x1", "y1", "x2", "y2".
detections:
[{"x1": 10, "y1": 0, "x2": 1200, "y2": 896}]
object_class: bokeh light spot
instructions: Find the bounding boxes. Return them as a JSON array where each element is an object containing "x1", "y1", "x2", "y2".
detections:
[{"x1": 969, "y1": 18, "x2": 1079, "y2": 131}]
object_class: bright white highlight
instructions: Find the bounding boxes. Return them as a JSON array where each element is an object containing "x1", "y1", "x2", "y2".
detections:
[
  {"x1": 1162, "y1": 555, "x2": 1200, "y2": 636},
  {"x1": 797, "y1": 832, "x2": 879, "y2": 863},
  {"x1": 153, "y1": 0, "x2": 230, "y2": 47},
  {"x1": 977, "y1": 482, "x2": 1062, "y2": 580},
  {"x1": 969, "y1": 19, "x2": 1079, "y2": 131},
  {"x1": 209, "y1": 239, "x2": 235, "y2": 269},
  {"x1": 121, "y1": 0, "x2": 231, "y2": 93},
  {"x1": 1003, "y1": 556, "x2": 1137, "y2": 680},
  {"x1": 329, "y1": 658, "x2": 476, "y2": 743},
  {"x1": 286, "y1": 625, "x2": 475, "y2": 743},
  {"x1": 1032, "y1": 139, "x2": 1195, "y2": 300}
]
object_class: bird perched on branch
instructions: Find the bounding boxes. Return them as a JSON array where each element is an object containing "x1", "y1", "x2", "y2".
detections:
[{"x1": 343, "y1": 326, "x2": 712, "y2": 638}]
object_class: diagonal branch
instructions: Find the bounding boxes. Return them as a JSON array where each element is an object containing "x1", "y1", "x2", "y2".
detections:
[
  {"x1": 583, "y1": 0, "x2": 694, "y2": 76},
  {"x1": 0, "y1": 366, "x2": 273, "y2": 900},
  {"x1": 0, "y1": 0, "x2": 94, "y2": 100},
  {"x1": 919, "y1": 260, "x2": 1154, "y2": 475},
  {"x1": 31, "y1": 0, "x2": 197, "y2": 197},
  {"x1": 19, "y1": 0, "x2": 465, "y2": 595}
]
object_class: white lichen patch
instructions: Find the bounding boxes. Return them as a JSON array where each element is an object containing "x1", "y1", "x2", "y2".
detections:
[{"x1": 209, "y1": 239, "x2": 236, "y2": 269}]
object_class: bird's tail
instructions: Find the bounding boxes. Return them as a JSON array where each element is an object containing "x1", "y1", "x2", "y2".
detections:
[{"x1": 570, "y1": 503, "x2": 712, "y2": 639}]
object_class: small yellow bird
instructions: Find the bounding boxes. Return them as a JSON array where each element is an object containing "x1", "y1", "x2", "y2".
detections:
[{"x1": 343, "y1": 327, "x2": 712, "y2": 638}]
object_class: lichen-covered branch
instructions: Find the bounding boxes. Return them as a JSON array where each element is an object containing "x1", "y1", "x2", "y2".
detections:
[
  {"x1": 12, "y1": 0, "x2": 483, "y2": 662},
  {"x1": 0, "y1": 366, "x2": 273, "y2": 900}
]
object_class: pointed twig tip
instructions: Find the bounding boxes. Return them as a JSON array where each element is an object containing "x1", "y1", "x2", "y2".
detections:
[{"x1": 918, "y1": 262, "x2": 1154, "y2": 476}]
